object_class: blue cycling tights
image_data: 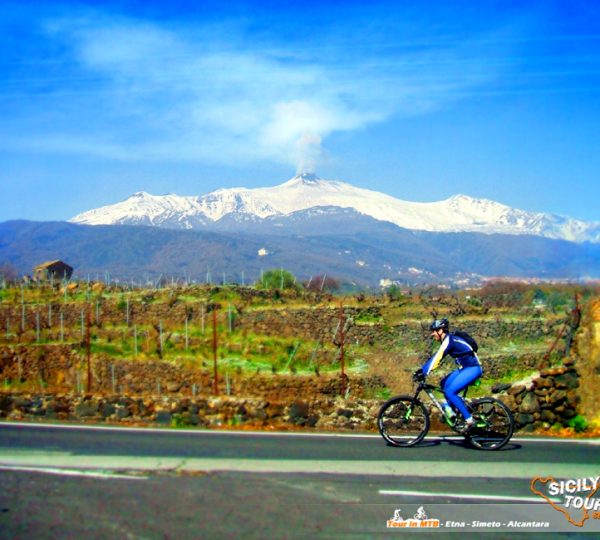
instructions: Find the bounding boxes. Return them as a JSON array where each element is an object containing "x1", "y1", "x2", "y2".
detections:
[{"x1": 441, "y1": 365, "x2": 483, "y2": 420}]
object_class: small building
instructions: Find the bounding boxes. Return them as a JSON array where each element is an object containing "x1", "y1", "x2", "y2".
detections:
[{"x1": 34, "y1": 260, "x2": 73, "y2": 281}]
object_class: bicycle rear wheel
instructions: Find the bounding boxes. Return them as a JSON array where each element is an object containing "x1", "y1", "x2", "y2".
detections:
[
  {"x1": 466, "y1": 397, "x2": 514, "y2": 450},
  {"x1": 377, "y1": 395, "x2": 430, "y2": 447}
]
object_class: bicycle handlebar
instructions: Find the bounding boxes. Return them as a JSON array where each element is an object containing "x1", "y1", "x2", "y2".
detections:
[{"x1": 412, "y1": 369, "x2": 426, "y2": 383}]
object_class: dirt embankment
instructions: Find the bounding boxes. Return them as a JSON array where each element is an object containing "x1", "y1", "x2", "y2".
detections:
[{"x1": 575, "y1": 298, "x2": 600, "y2": 425}]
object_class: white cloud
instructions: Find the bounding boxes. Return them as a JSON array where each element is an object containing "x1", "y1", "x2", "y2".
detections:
[{"x1": 14, "y1": 12, "x2": 510, "y2": 170}]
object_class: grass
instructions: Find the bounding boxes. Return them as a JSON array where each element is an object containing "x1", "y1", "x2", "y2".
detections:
[
  {"x1": 354, "y1": 312, "x2": 383, "y2": 325},
  {"x1": 49, "y1": 322, "x2": 369, "y2": 375},
  {"x1": 2, "y1": 378, "x2": 25, "y2": 391}
]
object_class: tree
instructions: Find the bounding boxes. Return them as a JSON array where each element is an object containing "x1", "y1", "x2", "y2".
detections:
[
  {"x1": 385, "y1": 284, "x2": 404, "y2": 301},
  {"x1": 256, "y1": 268, "x2": 297, "y2": 290}
]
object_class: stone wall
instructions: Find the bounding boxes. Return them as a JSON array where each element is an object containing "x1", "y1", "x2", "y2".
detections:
[
  {"x1": 0, "y1": 392, "x2": 380, "y2": 432},
  {"x1": 495, "y1": 357, "x2": 581, "y2": 431},
  {"x1": 0, "y1": 345, "x2": 78, "y2": 388},
  {"x1": 0, "y1": 359, "x2": 583, "y2": 433},
  {"x1": 237, "y1": 307, "x2": 564, "y2": 348},
  {"x1": 0, "y1": 344, "x2": 386, "y2": 401}
]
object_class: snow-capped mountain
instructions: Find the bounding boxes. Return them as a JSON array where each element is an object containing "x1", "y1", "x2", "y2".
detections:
[{"x1": 70, "y1": 173, "x2": 600, "y2": 243}]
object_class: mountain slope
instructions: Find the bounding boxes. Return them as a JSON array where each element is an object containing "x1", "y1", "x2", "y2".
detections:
[
  {"x1": 70, "y1": 173, "x2": 600, "y2": 243},
  {"x1": 3, "y1": 219, "x2": 600, "y2": 286}
]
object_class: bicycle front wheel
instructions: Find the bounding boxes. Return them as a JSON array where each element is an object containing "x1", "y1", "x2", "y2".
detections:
[
  {"x1": 377, "y1": 395, "x2": 430, "y2": 447},
  {"x1": 466, "y1": 397, "x2": 514, "y2": 450}
]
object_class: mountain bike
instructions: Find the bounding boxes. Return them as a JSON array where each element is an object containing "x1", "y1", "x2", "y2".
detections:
[{"x1": 377, "y1": 370, "x2": 515, "y2": 450}]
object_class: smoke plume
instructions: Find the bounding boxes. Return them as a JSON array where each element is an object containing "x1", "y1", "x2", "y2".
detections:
[{"x1": 295, "y1": 133, "x2": 322, "y2": 174}]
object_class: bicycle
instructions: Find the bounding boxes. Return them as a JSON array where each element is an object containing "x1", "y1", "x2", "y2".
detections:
[{"x1": 377, "y1": 370, "x2": 515, "y2": 450}]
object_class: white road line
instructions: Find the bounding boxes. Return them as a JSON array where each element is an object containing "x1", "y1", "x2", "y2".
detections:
[
  {"x1": 0, "y1": 457, "x2": 596, "y2": 479},
  {"x1": 0, "y1": 421, "x2": 379, "y2": 438},
  {"x1": 0, "y1": 464, "x2": 147, "y2": 480},
  {"x1": 378, "y1": 489, "x2": 560, "y2": 503},
  {"x1": 511, "y1": 436, "x2": 600, "y2": 445},
  {"x1": 1, "y1": 422, "x2": 598, "y2": 444}
]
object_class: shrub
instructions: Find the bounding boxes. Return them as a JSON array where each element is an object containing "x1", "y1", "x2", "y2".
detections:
[
  {"x1": 171, "y1": 413, "x2": 194, "y2": 428},
  {"x1": 256, "y1": 269, "x2": 297, "y2": 290},
  {"x1": 567, "y1": 414, "x2": 588, "y2": 433}
]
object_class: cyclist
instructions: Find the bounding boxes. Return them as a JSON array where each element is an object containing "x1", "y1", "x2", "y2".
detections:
[{"x1": 416, "y1": 318, "x2": 483, "y2": 433}]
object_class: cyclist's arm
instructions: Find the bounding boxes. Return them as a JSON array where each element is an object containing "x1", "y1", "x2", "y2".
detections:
[{"x1": 422, "y1": 335, "x2": 451, "y2": 375}]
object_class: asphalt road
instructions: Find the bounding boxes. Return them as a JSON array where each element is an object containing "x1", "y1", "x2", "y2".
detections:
[{"x1": 0, "y1": 422, "x2": 598, "y2": 539}]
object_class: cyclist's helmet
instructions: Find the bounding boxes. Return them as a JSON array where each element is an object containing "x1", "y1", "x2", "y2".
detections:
[{"x1": 430, "y1": 318, "x2": 449, "y2": 332}]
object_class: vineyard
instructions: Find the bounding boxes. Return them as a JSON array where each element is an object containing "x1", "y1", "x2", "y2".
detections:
[{"x1": 0, "y1": 279, "x2": 589, "y2": 398}]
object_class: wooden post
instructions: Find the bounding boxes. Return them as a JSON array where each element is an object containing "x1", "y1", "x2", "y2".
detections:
[
  {"x1": 159, "y1": 321, "x2": 163, "y2": 357},
  {"x1": 185, "y1": 316, "x2": 189, "y2": 351},
  {"x1": 212, "y1": 308, "x2": 218, "y2": 395},
  {"x1": 86, "y1": 304, "x2": 92, "y2": 393},
  {"x1": 339, "y1": 301, "x2": 346, "y2": 397}
]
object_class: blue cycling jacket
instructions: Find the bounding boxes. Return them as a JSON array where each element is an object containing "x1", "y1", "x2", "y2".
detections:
[{"x1": 422, "y1": 332, "x2": 481, "y2": 375}]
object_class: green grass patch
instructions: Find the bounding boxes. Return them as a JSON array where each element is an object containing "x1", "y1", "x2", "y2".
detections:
[
  {"x1": 354, "y1": 312, "x2": 383, "y2": 325},
  {"x1": 91, "y1": 343, "x2": 126, "y2": 357}
]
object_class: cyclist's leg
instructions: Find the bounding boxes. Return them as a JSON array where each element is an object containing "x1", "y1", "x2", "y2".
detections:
[
  {"x1": 441, "y1": 370, "x2": 463, "y2": 414},
  {"x1": 442, "y1": 366, "x2": 483, "y2": 420}
]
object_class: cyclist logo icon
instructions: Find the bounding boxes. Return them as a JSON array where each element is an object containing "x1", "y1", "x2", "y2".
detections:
[
  {"x1": 414, "y1": 506, "x2": 428, "y2": 520},
  {"x1": 386, "y1": 506, "x2": 440, "y2": 529}
]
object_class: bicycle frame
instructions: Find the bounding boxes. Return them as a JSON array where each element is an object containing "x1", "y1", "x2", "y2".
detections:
[{"x1": 410, "y1": 380, "x2": 469, "y2": 426}]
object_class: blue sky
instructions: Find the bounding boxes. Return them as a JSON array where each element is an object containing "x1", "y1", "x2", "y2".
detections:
[{"x1": 1, "y1": 0, "x2": 600, "y2": 222}]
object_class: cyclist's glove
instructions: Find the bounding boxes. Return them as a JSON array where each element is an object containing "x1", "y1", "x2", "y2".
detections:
[{"x1": 413, "y1": 368, "x2": 426, "y2": 382}]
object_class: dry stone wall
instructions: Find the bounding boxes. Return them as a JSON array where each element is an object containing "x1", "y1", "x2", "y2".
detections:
[
  {"x1": 238, "y1": 307, "x2": 563, "y2": 347},
  {"x1": 0, "y1": 357, "x2": 582, "y2": 432},
  {"x1": 0, "y1": 392, "x2": 381, "y2": 431},
  {"x1": 495, "y1": 358, "x2": 581, "y2": 430},
  {"x1": 0, "y1": 344, "x2": 386, "y2": 401},
  {"x1": 0, "y1": 345, "x2": 78, "y2": 388},
  {"x1": 0, "y1": 360, "x2": 583, "y2": 432}
]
